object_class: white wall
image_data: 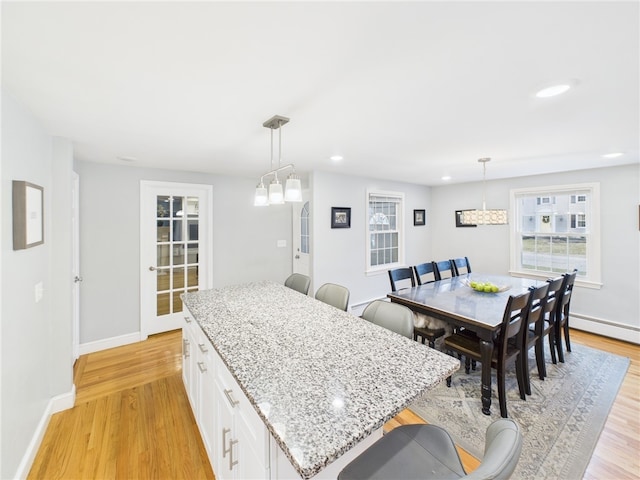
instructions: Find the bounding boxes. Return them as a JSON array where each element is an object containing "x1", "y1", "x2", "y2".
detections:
[
  {"x1": 74, "y1": 161, "x2": 293, "y2": 345},
  {"x1": 310, "y1": 171, "x2": 431, "y2": 310},
  {"x1": 1, "y1": 90, "x2": 74, "y2": 478},
  {"x1": 430, "y1": 164, "x2": 640, "y2": 342}
]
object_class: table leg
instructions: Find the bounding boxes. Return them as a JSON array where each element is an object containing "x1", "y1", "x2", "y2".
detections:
[{"x1": 480, "y1": 338, "x2": 493, "y2": 415}]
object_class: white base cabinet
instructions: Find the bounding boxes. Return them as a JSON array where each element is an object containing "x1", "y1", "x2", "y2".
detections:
[{"x1": 182, "y1": 313, "x2": 269, "y2": 479}]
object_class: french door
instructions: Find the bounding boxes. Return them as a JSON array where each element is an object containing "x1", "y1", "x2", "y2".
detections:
[{"x1": 140, "y1": 181, "x2": 213, "y2": 338}]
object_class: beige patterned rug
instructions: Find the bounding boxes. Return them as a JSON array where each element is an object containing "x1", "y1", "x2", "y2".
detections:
[{"x1": 409, "y1": 343, "x2": 629, "y2": 479}]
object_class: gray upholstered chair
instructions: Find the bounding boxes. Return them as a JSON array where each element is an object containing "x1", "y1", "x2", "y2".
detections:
[
  {"x1": 284, "y1": 273, "x2": 311, "y2": 295},
  {"x1": 315, "y1": 283, "x2": 350, "y2": 311},
  {"x1": 361, "y1": 300, "x2": 414, "y2": 339},
  {"x1": 338, "y1": 418, "x2": 522, "y2": 480}
]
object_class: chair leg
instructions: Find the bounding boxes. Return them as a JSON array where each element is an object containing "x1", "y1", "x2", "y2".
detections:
[
  {"x1": 522, "y1": 348, "x2": 531, "y2": 396},
  {"x1": 564, "y1": 323, "x2": 572, "y2": 353},
  {"x1": 556, "y1": 326, "x2": 565, "y2": 363},
  {"x1": 446, "y1": 375, "x2": 452, "y2": 387},
  {"x1": 471, "y1": 359, "x2": 477, "y2": 370},
  {"x1": 534, "y1": 339, "x2": 547, "y2": 380},
  {"x1": 548, "y1": 333, "x2": 557, "y2": 364},
  {"x1": 497, "y1": 365, "x2": 508, "y2": 418},
  {"x1": 428, "y1": 339, "x2": 435, "y2": 348},
  {"x1": 516, "y1": 354, "x2": 527, "y2": 400},
  {"x1": 464, "y1": 357, "x2": 471, "y2": 374}
]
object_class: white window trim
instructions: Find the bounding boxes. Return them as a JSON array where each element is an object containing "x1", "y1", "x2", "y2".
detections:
[
  {"x1": 509, "y1": 182, "x2": 602, "y2": 289},
  {"x1": 365, "y1": 189, "x2": 405, "y2": 275}
]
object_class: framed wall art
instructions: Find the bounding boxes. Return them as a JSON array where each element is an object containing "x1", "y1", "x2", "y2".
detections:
[
  {"x1": 331, "y1": 207, "x2": 351, "y2": 228},
  {"x1": 13, "y1": 180, "x2": 44, "y2": 250},
  {"x1": 413, "y1": 209, "x2": 426, "y2": 226}
]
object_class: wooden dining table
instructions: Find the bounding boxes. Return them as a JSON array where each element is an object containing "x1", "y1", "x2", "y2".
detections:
[{"x1": 388, "y1": 273, "x2": 539, "y2": 415}]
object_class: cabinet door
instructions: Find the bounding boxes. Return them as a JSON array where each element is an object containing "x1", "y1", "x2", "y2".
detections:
[
  {"x1": 214, "y1": 375, "x2": 236, "y2": 480},
  {"x1": 196, "y1": 334, "x2": 216, "y2": 462}
]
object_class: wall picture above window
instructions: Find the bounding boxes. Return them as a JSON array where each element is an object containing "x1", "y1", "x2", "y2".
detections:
[
  {"x1": 331, "y1": 207, "x2": 351, "y2": 228},
  {"x1": 413, "y1": 209, "x2": 426, "y2": 226}
]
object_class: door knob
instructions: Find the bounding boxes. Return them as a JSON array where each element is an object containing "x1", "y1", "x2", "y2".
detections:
[
  {"x1": 149, "y1": 266, "x2": 157, "y2": 271},
  {"x1": 295, "y1": 255, "x2": 300, "y2": 259},
  {"x1": 74, "y1": 276, "x2": 83, "y2": 283}
]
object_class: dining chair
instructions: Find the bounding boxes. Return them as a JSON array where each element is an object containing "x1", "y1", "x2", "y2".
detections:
[
  {"x1": 413, "y1": 262, "x2": 439, "y2": 285},
  {"x1": 315, "y1": 283, "x2": 350, "y2": 311},
  {"x1": 555, "y1": 269, "x2": 578, "y2": 363},
  {"x1": 444, "y1": 290, "x2": 531, "y2": 418},
  {"x1": 433, "y1": 259, "x2": 457, "y2": 279},
  {"x1": 284, "y1": 273, "x2": 311, "y2": 295},
  {"x1": 519, "y1": 283, "x2": 549, "y2": 397},
  {"x1": 451, "y1": 256, "x2": 472, "y2": 276},
  {"x1": 387, "y1": 267, "x2": 415, "y2": 291},
  {"x1": 361, "y1": 300, "x2": 414, "y2": 339},
  {"x1": 338, "y1": 418, "x2": 523, "y2": 480}
]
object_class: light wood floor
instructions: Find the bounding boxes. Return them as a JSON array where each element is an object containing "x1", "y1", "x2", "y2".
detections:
[{"x1": 28, "y1": 328, "x2": 639, "y2": 479}]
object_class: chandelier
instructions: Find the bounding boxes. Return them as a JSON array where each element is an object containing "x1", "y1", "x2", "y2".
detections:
[
  {"x1": 254, "y1": 115, "x2": 302, "y2": 206},
  {"x1": 458, "y1": 158, "x2": 508, "y2": 225}
]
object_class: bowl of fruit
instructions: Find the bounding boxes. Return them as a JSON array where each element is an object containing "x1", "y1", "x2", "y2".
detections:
[{"x1": 464, "y1": 279, "x2": 510, "y2": 293}]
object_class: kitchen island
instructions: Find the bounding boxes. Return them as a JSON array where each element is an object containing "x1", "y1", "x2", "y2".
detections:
[{"x1": 182, "y1": 281, "x2": 459, "y2": 479}]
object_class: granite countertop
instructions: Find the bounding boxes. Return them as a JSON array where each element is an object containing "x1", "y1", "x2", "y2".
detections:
[{"x1": 182, "y1": 281, "x2": 460, "y2": 479}]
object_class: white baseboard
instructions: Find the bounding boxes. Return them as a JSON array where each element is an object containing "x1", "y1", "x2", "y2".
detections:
[
  {"x1": 571, "y1": 312, "x2": 640, "y2": 345},
  {"x1": 14, "y1": 385, "x2": 76, "y2": 480},
  {"x1": 79, "y1": 331, "x2": 142, "y2": 355},
  {"x1": 350, "y1": 296, "x2": 387, "y2": 317}
]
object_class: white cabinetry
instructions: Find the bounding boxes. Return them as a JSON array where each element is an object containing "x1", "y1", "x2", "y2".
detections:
[
  {"x1": 182, "y1": 313, "x2": 216, "y2": 463},
  {"x1": 213, "y1": 352, "x2": 269, "y2": 480},
  {"x1": 182, "y1": 313, "x2": 269, "y2": 479}
]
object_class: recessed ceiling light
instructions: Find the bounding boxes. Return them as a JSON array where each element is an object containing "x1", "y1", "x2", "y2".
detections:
[
  {"x1": 602, "y1": 152, "x2": 624, "y2": 159},
  {"x1": 535, "y1": 84, "x2": 572, "y2": 98},
  {"x1": 441, "y1": 175, "x2": 452, "y2": 181},
  {"x1": 330, "y1": 155, "x2": 343, "y2": 162}
]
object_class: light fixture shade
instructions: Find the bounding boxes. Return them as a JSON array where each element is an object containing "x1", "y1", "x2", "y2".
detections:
[
  {"x1": 460, "y1": 209, "x2": 508, "y2": 225},
  {"x1": 268, "y1": 179, "x2": 284, "y2": 204},
  {"x1": 254, "y1": 183, "x2": 269, "y2": 206},
  {"x1": 284, "y1": 174, "x2": 302, "y2": 202}
]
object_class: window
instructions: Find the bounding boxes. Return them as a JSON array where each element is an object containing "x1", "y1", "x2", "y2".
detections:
[
  {"x1": 510, "y1": 183, "x2": 601, "y2": 288},
  {"x1": 300, "y1": 201, "x2": 310, "y2": 254},
  {"x1": 366, "y1": 191, "x2": 404, "y2": 272}
]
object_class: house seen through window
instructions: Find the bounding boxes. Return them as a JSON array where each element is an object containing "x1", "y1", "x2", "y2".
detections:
[{"x1": 510, "y1": 183, "x2": 601, "y2": 287}]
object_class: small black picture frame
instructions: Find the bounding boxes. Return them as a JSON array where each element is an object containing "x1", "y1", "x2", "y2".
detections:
[
  {"x1": 413, "y1": 209, "x2": 426, "y2": 226},
  {"x1": 331, "y1": 207, "x2": 351, "y2": 228}
]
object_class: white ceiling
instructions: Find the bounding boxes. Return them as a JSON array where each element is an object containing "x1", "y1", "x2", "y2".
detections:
[{"x1": 2, "y1": 1, "x2": 638, "y2": 185}]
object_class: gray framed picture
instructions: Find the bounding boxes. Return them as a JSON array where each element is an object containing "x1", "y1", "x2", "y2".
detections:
[
  {"x1": 414, "y1": 209, "x2": 426, "y2": 226},
  {"x1": 13, "y1": 180, "x2": 44, "y2": 249}
]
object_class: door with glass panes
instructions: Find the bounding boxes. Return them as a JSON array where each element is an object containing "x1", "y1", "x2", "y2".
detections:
[{"x1": 140, "y1": 181, "x2": 212, "y2": 338}]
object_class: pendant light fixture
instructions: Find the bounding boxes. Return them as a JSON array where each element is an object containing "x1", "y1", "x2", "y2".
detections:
[
  {"x1": 254, "y1": 115, "x2": 302, "y2": 206},
  {"x1": 458, "y1": 158, "x2": 508, "y2": 225}
]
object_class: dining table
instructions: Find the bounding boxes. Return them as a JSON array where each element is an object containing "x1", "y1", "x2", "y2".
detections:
[{"x1": 388, "y1": 273, "x2": 539, "y2": 415}]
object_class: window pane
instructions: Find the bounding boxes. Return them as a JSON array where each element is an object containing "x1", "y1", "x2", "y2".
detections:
[
  {"x1": 187, "y1": 221, "x2": 198, "y2": 241},
  {"x1": 173, "y1": 244, "x2": 185, "y2": 265},
  {"x1": 156, "y1": 269, "x2": 170, "y2": 291},
  {"x1": 157, "y1": 245, "x2": 170, "y2": 267},
  {"x1": 157, "y1": 293, "x2": 170, "y2": 316},
  {"x1": 172, "y1": 197, "x2": 184, "y2": 217},
  {"x1": 172, "y1": 290, "x2": 184, "y2": 313},
  {"x1": 187, "y1": 266, "x2": 199, "y2": 287},
  {"x1": 173, "y1": 220, "x2": 183, "y2": 241},
  {"x1": 173, "y1": 267, "x2": 185, "y2": 290},
  {"x1": 186, "y1": 197, "x2": 199, "y2": 217},
  {"x1": 187, "y1": 243, "x2": 199, "y2": 263},
  {"x1": 157, "y1": 220, "x2": 170, "y2": 241},
  {"x1": 157, "y1": 196, "x2": 170, "y2": 217}
]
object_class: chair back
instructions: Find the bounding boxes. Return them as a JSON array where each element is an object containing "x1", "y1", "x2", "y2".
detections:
[
  {"x1": 388, "y1": 267, "x2": 415, "y2": 291},
  {"x1": 466, "y1": 419, "x2": 523, "y2": 480},
  {"x1": 545, "y1": 276, "x2": 564, "y2": 324},
  {"x1": 361, "y1": 300, "x2": 414, "y2": 339},
  {"x1": 526, "y1": 283, "x2": 549, "y2": 337},
  {"x1": 451, "y1": 257, "x2": 472, "y2": 276},
  {"x1": 557, "y1": 269, "x2": 577, "y2": 321},
  {"x1": 496, "y1": 291, "x2": 531, "y2": 360},
  {"x1": 315, "y1": 283, "x2": 350, "y2": 311},
  {"x1": 284, "y1": 273, "x2": 311, "y2": 295},
  {"x1": 433, "y1": 259, "x2": 456, "y2": 280},
  {"x1": 413, "y1": 262, "x2": 438, "y2": 285}
]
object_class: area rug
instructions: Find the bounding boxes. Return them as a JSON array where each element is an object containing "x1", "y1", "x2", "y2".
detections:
[{"x1": 409, "y1": 343, "x2": 629, "y2": 479}]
